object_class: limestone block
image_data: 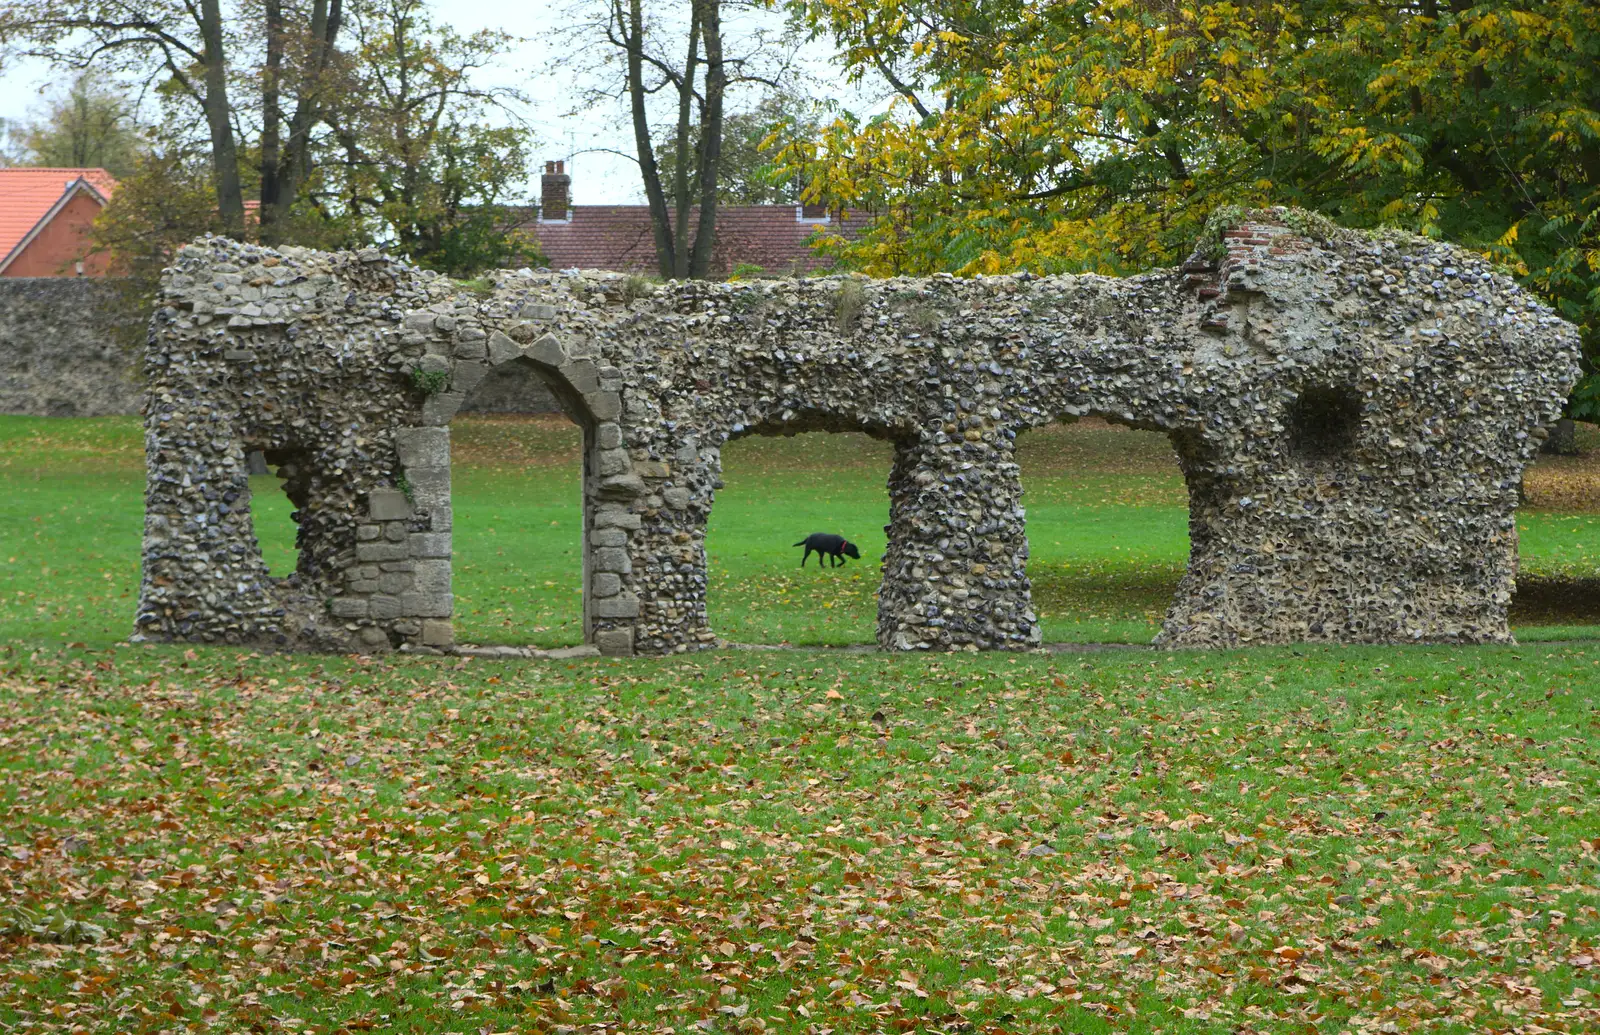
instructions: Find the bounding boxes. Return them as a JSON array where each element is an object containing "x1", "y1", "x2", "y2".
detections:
[
  {"x1": 598, "y1": 448, "x2": 631, "y2": 476},
  {"x1": 410, "y1": 532, "x2": 451, "y2": 558},
  {"x1": 488, "y1": 330, "x2": 520, "y2": 365},
  {"x1": 401, "y1": 591, "x2": 452, "y2": 618},
  {"x1": 394, "y1": 427, "x2": 449, "y2": 469},
  {"x1": 590, "y1": 528, "x2": 628, "y2": 547},
  {"x1": 367, "y1": 490, "x2": 412, "y2": 521},
  {"x1": 422, "y1": 391, "x2": 465, "y2": 425},
  {"x1": 369, "y1": 595, "x2": 403, "y2": 620},
  {"x1": 525, "y1": 334, "x2": 565, "y2": 367},
  {"x1": 592, "y1": 572, "x2": 622, "y2": 597},
  {"x1": 330, "y1": 597, "x2": 368, "y2": 618},
  {"x1": 413, "y1": 558, "x2": 451, "y2": 594},
  {"x1": 594, "y1": 507, "x2": 642, "y2": 530},
  {"x1": 592, "y1": 547, "x2": 633, "y2": 574},
  {"x1": 421, "y1": 619, "x2": 454, "y2": 647},
  {"x1": 594, "y1": 594, "x2": 640, "y2": 618},
  {"x1": 589, "y1": 391, "x2": 622, "y2": 421},
  {"x1": 453, "y1": 361, "x2": 488, "y2": 396},
  {"x1": 356, "y1": 542, "x2": 409, "y2": 562},
  {"x1": 596, "y1": 627, "x2": 634, "y2": 656}
]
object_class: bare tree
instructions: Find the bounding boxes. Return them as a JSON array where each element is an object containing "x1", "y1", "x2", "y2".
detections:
[
  {"x1": 563, "y1": 0, "x2": 801, "y2": 279},
  {"x1": 0, "y1": 0, "x2": 349, "y2": 241}
]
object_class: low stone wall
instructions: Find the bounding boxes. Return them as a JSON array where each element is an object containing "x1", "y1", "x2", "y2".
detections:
[
  {"x1": 136, "y1": 211, "x2": 1582, "y2": 655},
  {"x1": 0, "y1": 278, "x2": 141, "y2": 417}
]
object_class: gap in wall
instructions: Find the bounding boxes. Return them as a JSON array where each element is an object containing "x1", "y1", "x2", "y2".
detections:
[
  {"x1": 1018, "y1": 417, "x2": 1190, "y2": 643},
  {"x1": 706, "y1": 430, "x2": 892, "y2": 646}
]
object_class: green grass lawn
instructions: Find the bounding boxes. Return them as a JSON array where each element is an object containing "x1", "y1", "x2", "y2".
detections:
[
  {"x1": 4, "y1": 414, "x2": 1600, "y2": 648},
  {"x1": 3, "y1": 416, "x2": 1600, "y2": 1032},
  {"x1": 1, "y1": 644, "x2": 1598, "y2": 1033}
]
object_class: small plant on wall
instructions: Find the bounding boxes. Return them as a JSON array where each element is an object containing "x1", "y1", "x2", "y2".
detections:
[{"x1": 411, "y1": 368, "x2": 452, "y2": 396}]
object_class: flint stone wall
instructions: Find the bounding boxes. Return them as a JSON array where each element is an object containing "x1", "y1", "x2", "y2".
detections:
[
  {"x1": 136, "y1": 211, "x2": 1581, "y2": 654},
  {"x1": 0, "y1": 278, "x2": 141, "y2": 417}
]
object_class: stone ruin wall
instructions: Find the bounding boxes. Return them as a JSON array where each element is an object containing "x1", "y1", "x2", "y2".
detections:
[
  {"x1": 0, "y1": 278, "x2": 142, "y2": 417},
  {"x1": 134, "y1": 211, "x2": 1582, "y2": 655}
]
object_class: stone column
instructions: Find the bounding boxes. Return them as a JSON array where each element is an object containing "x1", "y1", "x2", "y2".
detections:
[
  {"x1": 621, "y1": 442, "x2": 718, "y2": 655},
  {"x1": 877, "y1": 431, "x2": 1038, "y2": 651}
]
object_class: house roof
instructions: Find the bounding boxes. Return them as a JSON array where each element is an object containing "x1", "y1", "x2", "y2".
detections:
[
  {"x1": 523, "y1": 204, "x2": 868, "y2": 277},
  {"x1": 0, "y1": 168, "x2": 117, "y2": 272}
]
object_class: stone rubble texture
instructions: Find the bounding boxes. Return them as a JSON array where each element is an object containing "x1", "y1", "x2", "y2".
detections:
[
  {"x1": 0, "y1": 279, "x2": 141, "y2": 417},
  {"x1": 136, "y1": 211, "x2": 1581, "y2": 654}
]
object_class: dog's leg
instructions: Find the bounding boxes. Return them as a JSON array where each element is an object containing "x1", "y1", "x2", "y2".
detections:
[{"x1": 800, "y1": 548, "x2": 809, "y2": 568}]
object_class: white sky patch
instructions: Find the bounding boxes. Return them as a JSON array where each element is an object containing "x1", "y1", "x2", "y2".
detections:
[{"x1": 0, "y1": 1, "x2": 895, "y2": 205}]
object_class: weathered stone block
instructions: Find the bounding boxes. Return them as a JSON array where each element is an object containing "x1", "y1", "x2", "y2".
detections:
[
  {"x1": 367, "y1": 489, "x2": 411, "y2": 521},
  {"x1": 596, "y1": 422, "x2": 623, "y2": 449},
  {"x1": 487, "y1": 330, "x2": 520, "y2": 365},
  {"x1": 633, "y1": 460, "x2": 670, "y2": 479},
  {"x1": 422, "y1": 391, "x2": 465, "y2": 425},
  {"x1": 589, "y1": 391, "x2": 622, "y2": 421},
  {"x1": 394, "y1": 426, "x2": 449, "y2": 469},
  {"x1": 594, "y1": 507, "x2": 642, "y2": 530},
  {"x1": 594, "y1": 594, "x2": 640, "y2": 618},
  {"x1": 592, "y1": 547, "x2": 633, "y2": 574},
  {"x1": 590, "y1": 528, "x2": 628, "y2": 548},
  {"x1": 413, "y1": 558, "x2": 451, "y2": 594},
  {"x1": 525, "y1": 334, "x2": 565, "y2": 367},
  {"x1": 401, "y1": 591, "x2": 452, "y2": 617},
  {"x1": 452, "y1": 361, "x2": 487, "y2": 395},
  {"x1": 369, "y1": 594, "x2": 403, "y2": 620},
  {"x1": 596, "y1": 627, "x2": 634, "y2": 656},
  {"x1": 591, "y1": 572, "x2": 622, "y2": 597},
  {"x1": 330, "y1": 597, "x2": 369, "y2": 619},
  {"x1": 410, "y1": 532, "x2": 451, "y2": 558},
  {"x1": 598, "y1": 448, "x2": 631, "y2": 476},
  {"x1": 356, "y1": 542, "x2": 408, "y2": 562},
  {"x1": 421, "y1": 618, "x2": 454, "y2": 647}
]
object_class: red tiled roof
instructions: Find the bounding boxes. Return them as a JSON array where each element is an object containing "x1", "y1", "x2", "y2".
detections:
[
  {"x1": 523, "y1": 204, "x2": 868, "y2": 277},
  {"x1": 0, "y1": 168, "x2": 117, "y2": 269}
]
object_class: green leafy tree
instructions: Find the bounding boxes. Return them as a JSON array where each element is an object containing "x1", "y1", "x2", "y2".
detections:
[
  {"x1": 782, "y1": 0, "x2": 1600, "y2": 413},
  {"x1": 1, "y1": 73, "x2": 146, "y2": 176},
  {"x1": 89, "y1": 143, "x2": 221, "y2": 346},
  {"x1": 320, "y1": 0, "x2": 543, "y2": 275}
]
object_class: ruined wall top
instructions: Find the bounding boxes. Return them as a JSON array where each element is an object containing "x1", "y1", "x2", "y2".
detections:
[{"x1": 139, "y1": 210, "x2": 1582, "y2": 653}]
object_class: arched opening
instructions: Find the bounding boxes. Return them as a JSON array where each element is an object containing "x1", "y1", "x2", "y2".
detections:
[
  {"x1": 243, "y1": 447, "x2": 307, "y2": 578},
  {"x1": 706, "y1": 419, "x2": 897, "y2": 645},
  {"x1": 1017, "y1": 417, "x2": 1191, "y2": 643},
  {"x1": 1514, "y1": 420, "x2": 1600, "y2": 638},
  {"x1": 448, "y1": 359, "x2": 590, "y2": 648}
]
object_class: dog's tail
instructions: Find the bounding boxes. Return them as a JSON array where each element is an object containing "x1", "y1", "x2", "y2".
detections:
[{"x1": 793, "y1": 539, "x2": 807, "y2": 547}]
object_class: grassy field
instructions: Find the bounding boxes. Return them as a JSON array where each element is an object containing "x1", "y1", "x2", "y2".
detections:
[
  {"x1": 2, "y1": 416, "x2": 1600, "y2": 1033},
  {"x1": 4, "y1": 414, "x2": 1600, "y2": 648},
  {"x1": 1, "y1": 644, "x2": 1598, "y2": 1033}
]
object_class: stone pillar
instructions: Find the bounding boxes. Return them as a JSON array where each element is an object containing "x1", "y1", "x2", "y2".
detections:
[
  {"x1": 621, "y1": 444, "x2": 717, "y2": 655},
  {"x1": 877, "y1": 432, "x2": 1038, "y2": 651}
]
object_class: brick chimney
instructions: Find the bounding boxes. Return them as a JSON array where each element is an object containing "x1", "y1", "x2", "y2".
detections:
[{"x1": 540, "y1": 160, "x2": 570, "y2": 222}]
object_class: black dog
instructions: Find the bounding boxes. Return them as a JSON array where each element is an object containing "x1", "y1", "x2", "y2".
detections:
[{"x1": 794, "y1": 533, "x2": 861, "y2": 568}]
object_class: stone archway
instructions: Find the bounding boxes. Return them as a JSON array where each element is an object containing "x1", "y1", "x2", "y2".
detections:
[{"x1": 400, "y1": 323, "x2": 638, "y2": 655}]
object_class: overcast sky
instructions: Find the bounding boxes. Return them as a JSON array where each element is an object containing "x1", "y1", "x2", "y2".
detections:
[{"x1": 0, "y1": 0, "x2": 887, "y2": 205}]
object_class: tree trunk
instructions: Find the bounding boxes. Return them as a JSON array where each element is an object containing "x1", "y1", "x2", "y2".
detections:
[
  {"x1": 669, "y1": 6, "x2": 700, "y2": 280},
  {"x1": 259, "y1": 0, "x2": 285, "y2": 240},
  {"x1": 623, "y1": 0, "x2": 676, "y2": 278},
  {"x1": 688, "y1": 0, "x2": 724, "y2": 278},
  {"x1": 199, "y1": 0, "x2": 246, "y2": 237}
]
